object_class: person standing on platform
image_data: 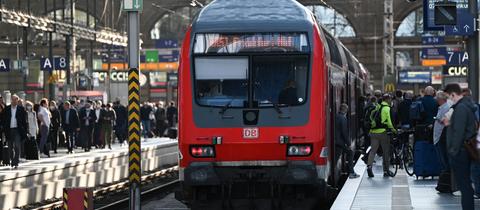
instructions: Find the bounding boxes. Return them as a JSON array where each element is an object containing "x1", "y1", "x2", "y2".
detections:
[
  {"x1": 361, "y1": 96, "x2": 378, "y2": 164},
  {"x1": 93, "y1": 101, "x2": 104, "y2": 148},
  {"x1": 113, "y1": 100, "x2": 128, "y2": 146},
  {"x1": 37, "y1": 99, "x2": 51, "y2": 157},
  {"x1": 3, "y1": 95, "x2": 28, "y2": 168},
  {"x1": 155, "y1": 101, "x2": 167, "y2": 137},
  {"x1": 79, "y1": 101, "x2": 96, "y2": 152},
  {"x1": 140, "y1": 102, "x2": 153, "y2": 138},
  {"x1": 102, "y1": 103, "x2": 116, "y2": 150},
  {"x1": 62, "y1": 102, "x2": 80, "y2": 154},
  {"x1": 335, "y1": 103, "x2": 359, "y2": 179},
  {"x1": 49, "y1": 101, "x2": 61, "y2": 153},
  {"x1": 444, "y1": 83, "x2": 476, "y2": 210},
  {"x1": 166, "y1": 101, "x2": 178, "y2": 128},
  {"x1": 367, "y1": 94, "x2": 396, "y2": 178},
  {"x1": 25, "y1": 101, "x2": 38, "y2": 141}
]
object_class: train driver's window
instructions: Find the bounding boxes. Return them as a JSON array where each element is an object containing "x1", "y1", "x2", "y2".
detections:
[
  {"x1": 252, "y1": 55, "x2": 308, "y2": 107},
  {"x1": 194, "y1": 57, "x2": 248, "y2": 107}
]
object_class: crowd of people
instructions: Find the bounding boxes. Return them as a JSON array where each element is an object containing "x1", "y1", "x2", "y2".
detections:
[
  {"x1": 0, "y1": 95, "x2": 178, "y2": 169},
  {"x1": 354, "y1": 84, "x2": 480, "y2": 210}
]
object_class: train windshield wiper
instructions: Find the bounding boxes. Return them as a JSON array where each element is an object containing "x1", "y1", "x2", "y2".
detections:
[
  {"x1": 271, "y1": 102, "x2": 283, "y2": 114},
  {"x1": 219, "y1": 100, "x2": 233, "y2": 116}
]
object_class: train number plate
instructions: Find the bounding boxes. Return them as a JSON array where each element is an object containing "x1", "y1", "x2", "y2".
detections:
[{"x1": 243, "y1": 128, "x2": 259, "y2": 139}]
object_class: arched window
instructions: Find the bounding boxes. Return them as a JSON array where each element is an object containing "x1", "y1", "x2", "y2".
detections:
[
  {"x1": 307, "y1": 5, "x2": 356, "y2": 38},
  {"x1": 150, "y1": 7, "x2": 199, "y2": 40},
  {"x1": 396, "y1": 7, "x2": 444, "y2": 37}
]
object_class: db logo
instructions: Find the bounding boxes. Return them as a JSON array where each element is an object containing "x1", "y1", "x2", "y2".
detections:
[{"x1": 443, "y1": 66, "x2": 468, "y2": 76}]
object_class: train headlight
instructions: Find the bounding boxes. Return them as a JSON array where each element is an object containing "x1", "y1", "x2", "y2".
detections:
[
  {"x1": 190, "y1": 145, "x2": 215, "y2": 158},
  {"x1": 287, "y1": 144, "x2": 312, "y2": 157}
]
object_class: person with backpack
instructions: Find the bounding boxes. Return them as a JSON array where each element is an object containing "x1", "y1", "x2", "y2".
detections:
[
  {"x1": 367, "y1": 94, "x2": 396, "y2": 178},
  {"x1": 398, "y1": 91, "x2": 413, "y2": 128},
  {"x1": 361, "y1": 96, "x2": 378, "y2": 163},
  {"x1": 444, "y1": 83, "x2": 476, "y2": 210}
]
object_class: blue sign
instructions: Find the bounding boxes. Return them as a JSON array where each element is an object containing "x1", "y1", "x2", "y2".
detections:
[
  {"x1": 422, "y1": 36, "x2": 445, "y2": 45},
  {"x1": 0, "y1": 58, "x2": 10, "y2": 72},
  {"x1": 446, "y1": 51, "x2": 469, "y2": 65},
  {"x1": 398, "y1": 70, "x2": 432, "y2": 84},
  {"x1": 155, "y1": 39, "x2": 178, "y2": 49},
  {"x1": 54, "y1": 57, "x2": 69, "y2": 70},
  {"x1": 424, "y1": 0, "x2": 445, "y2": 31},
  {"x1": 445, "y1": 9, "x2": 475, "y2": 36},
  {"x1": 421, "y1": 47, "x2": 447, "y2": 59},
  {"x1": 40, "y1": 57, "x2": 54, "y2": 71}
]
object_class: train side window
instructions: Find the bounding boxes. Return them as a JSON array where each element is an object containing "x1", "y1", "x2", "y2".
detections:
[
  {"x1": 325, "y1": 34, "x2": 343, "y2": 67},
  {"x1": 194, "y1": 57, "x2": 248, "y2": 107},
  {"x1": 344, "y1": 47, "x2": 355, "y2": 73}
]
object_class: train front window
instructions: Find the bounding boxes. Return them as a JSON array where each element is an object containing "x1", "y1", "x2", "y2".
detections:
[
  {"x1": 253, "y1": 56, "x2": 308, "y2": 106},
  {"x1": 195, "y1": 57, "x2": 248, "y2": 107}
]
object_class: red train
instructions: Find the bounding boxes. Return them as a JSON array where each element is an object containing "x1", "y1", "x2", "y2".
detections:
[{"x1": 176, "y1": 0, "x2": 370, "y2": 209}]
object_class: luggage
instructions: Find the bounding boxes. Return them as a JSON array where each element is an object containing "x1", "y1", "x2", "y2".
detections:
[
  {"x1": 167, "y1": 128, "x2": 178, "y2": 139},
  {"x1": 414, "y1": 140, "x2": 442, "y2": 177},
  {"x1": 409, "y1": 101, "x2": 425, "y2": 121},
  {"x1": 2, "y1": 145, "x2": 10, "y2": 166},
  {"x1": 436, "y1": 171, "x2": 455, "y2": 193},
  {"x1": 25, "y1": 137, "x2": 39, "y2": 160}
]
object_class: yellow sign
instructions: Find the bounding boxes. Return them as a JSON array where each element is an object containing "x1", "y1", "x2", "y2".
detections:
[
  {"x1": 422, "y1": 59, "x2": 446, "y2": 67},
  {"x1": 385, "y1": 83, "x2": 395, "y2": 93},
  {"x1": 128, "y1": 68, "x2": 141, "y2": 185}
]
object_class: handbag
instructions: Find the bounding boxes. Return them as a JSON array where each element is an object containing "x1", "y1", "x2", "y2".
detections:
[{"x1": 464, "y1": 135, "x2": 480, "y2": 162}]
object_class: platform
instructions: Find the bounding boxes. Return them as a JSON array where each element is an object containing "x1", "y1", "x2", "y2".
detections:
[
  {"x1": 331, "y1": 156, "x2": 480, "y2": 210},
  {"x1": 0, "y1": 138, "x2": 178, "y2": 210}
]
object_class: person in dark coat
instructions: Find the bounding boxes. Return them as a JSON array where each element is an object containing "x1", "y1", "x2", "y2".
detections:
[
  {"x1": 113, "y1": 100, "x2": 128, "y2": 145},
  {"x1": 335, "y1": 103, "x2": 359, "y2": 179},
  {"x1": 420, "y1": 86, "x2": 438, "y2": 125},
  {"x1": 444, "y1": 83, "x2": 477, "y2": 210},
  {"x1": 154, "y1": 102, "x2": 167, "y2": 137},
  {"x1": 49, "y1": 100, "x2": 61, "y2": 153},
  {"x1": 93, "y1": 101, "x2": 105, "y2": 148},
  {"x1": 140, "y1": 102, "x2": 153, "y2": 138},
  {"x1": 3, "y1": 95, "x2": 28, "y2": 168},
  {"x1": 166, "y1": 101, "x2": 178, "y2": 128},
  {"x1": 78, "y1": 101, "x2": 96, "y2": 152},
  {"x1": 102, "y1": 103, "x2": 116, "y2": 150},
  {"x1": 62, "y1": 101, "x2": 80, "y2": 154},
  {"x1": 397, "y1": 91, "x2": 413, "y2": 128}
]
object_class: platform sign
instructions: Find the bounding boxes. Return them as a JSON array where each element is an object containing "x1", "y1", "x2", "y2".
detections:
[
  {"x1": 54, "y1": 57, "x2": 69, "y2": 70},
  {"x1": 434, "y1": 2, "x2": 457, "y2": 25},
  {"x1": 421, "y1": 47, "x2": 447, "y2": 59},
  {"x1": 40, "y1": 57, "x2": 54, "y2": 71},
  {"x1": 424, "y1": 0, "x2": 445, "y2": 31},
  {"x1": 422, "y1": 36, "x2": 445, "y2": 45},
  {"x1": 0, "y1": 58, "x2": 10, "y2": 72},
  {"x1": 155, "y1": 39, "x2": 178, "y2": 49},
  {"x1": 443, "y1": 65, "x2": 469, "y2": 76},
  {"x1": 398, "y1": 70, "x2": 432, "y2": 84},
  {"x1": 123, "y1": 0, "x2": 143, "y2": 11},
  {"x1": 445, "y1": 11, "x2": 475, "y2": 36},
  {"x1": 446, "y1": 51, "x2": 469, "y2": 65}
]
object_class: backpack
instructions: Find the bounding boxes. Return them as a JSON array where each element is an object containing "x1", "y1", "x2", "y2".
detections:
[
  {"x1": 363, "y1": 104, "x2": 377, "y2": 130},
  {"x1": 370, "y1": 104, "x2": 388, "y2": 129},
  {"x1": 409, "y1": 101, "x2": 425, "y2": 121}
]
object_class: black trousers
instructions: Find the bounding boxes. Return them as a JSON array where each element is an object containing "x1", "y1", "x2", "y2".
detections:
[
  {"x1": 49, "y1": 128, "x2": 59, "y2": 152},
  {"x1": 449, "y1": 150, "x2": 474, "y2": 210},
  {"x1": 65, "y1": 129, "x2": 76, "y2": 152},
  {"x1": 336, "y1": 145, "x2": 355, "y2": 174},
  {"x1": 80, "y1": 125, "x2": 94, "y2": 149}
]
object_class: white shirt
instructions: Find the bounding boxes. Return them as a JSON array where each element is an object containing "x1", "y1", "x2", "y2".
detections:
[
  {"x1": 10, "y1": 105, "x2": 17, "y2": 128},
  {"x1": 95, "y1": 109, "x2": 101, "y2": 123},
  {"x1": 38, "y1": 106, "x2": 51, "y2": 127}
]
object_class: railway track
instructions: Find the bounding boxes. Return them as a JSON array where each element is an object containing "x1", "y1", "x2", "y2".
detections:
[{"x1": 24, "y1": 165, "x2": 179, "y2": 210}]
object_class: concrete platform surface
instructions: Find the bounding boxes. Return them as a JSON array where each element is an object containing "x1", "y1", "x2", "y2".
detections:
[
  {"x1": 332, "y1": 156, "x2": 480, "y2": 210},
  {"x1": 0, "y1": 138, "x2": 178, "y2": 210}
]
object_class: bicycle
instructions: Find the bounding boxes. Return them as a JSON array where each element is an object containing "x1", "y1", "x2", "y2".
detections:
[{"x1": 388, "y1": 128, "x2": 415, "y2": 177}]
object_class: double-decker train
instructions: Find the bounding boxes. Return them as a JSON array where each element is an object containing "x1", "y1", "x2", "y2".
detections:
[{"x1": 176, "y1": 0, "x2": 370, "y2": 209}]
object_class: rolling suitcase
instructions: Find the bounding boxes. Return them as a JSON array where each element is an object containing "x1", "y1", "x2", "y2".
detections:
[
  {"x1": 414, "y1": 140, "x2": 442, "y2": 177},
  {"x1": 25, "y1": 137, "x2": 39, "y2": 160},
  {"x1": 2, "y1": 145, "x2": 10, "y2": 165}
]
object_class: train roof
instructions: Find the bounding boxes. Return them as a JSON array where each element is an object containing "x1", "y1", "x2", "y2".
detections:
[{"x1": 192, "y1": 0, "x2": 314, "y2": 33}]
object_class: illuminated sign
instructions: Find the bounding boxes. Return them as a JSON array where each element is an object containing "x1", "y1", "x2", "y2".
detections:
[
  {"x1": 194, "y1": 33, "x2": 310, "y2": 54},
  {"x1": 398, "y1": 70, "x2": 432, "y2": 84},
  {"x1": 93, "y1": 71, "x2": 129, "y2": 82},
  {"x1": 443, "y1": 65, "x2": 468, "y2": 76}
]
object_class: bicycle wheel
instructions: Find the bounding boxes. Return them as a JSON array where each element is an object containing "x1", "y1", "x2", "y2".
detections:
[
  {"x1": 403, "y1": 145, "x2": 415, "y2": 176},
  {"x1": 390, "y1": 149, "x2": 398, "y2": 177}
]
